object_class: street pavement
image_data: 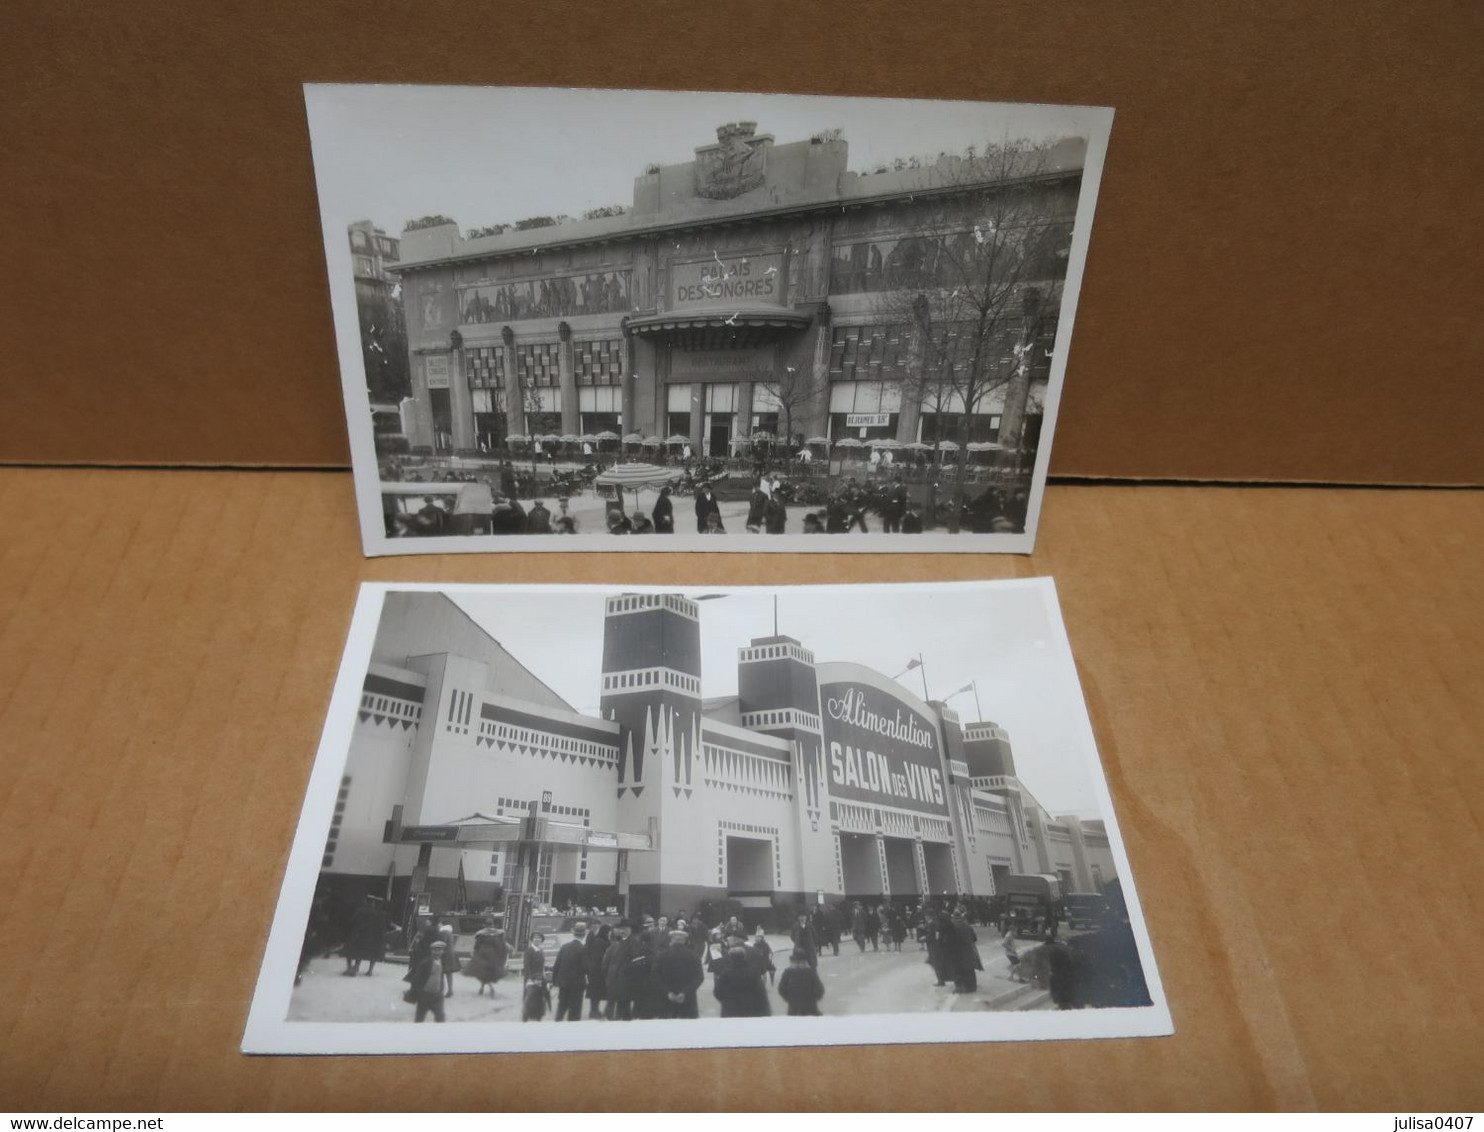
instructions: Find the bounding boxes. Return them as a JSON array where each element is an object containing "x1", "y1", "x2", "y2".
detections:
[{"x1": 286, "y1": 933, "x2": 1049, "y2": 1024}]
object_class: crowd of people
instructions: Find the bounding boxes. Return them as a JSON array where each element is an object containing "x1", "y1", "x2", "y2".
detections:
[{"x1": 302, "y1": 889, "x2": 1131, "y2": 1023}]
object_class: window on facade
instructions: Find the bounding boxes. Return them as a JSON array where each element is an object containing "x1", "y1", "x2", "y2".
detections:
[
  {"x1": 828, "y1": 325, "x2": 913, "y2": 383},
  {"x1": 575, "y1": 339, "x2": 623, "y2": 386}
]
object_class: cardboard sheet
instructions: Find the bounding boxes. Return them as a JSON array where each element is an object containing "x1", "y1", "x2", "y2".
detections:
[{"x1": 1, "y1": 468, "x2": 1479, "y2": 1109}]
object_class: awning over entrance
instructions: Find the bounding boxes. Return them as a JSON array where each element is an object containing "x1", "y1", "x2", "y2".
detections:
[
  {"x1": 627, "y1": 303, "x2": 811, "y2": 349},
  {"x1": 383, "y1": 807, "x2": 652, "y2": 853}
]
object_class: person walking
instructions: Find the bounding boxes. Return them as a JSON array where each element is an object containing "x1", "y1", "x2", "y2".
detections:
[
  {"x1": 342, "y1": 895, "x2": 389, "y2": 977},
  {"x1": 462, "y1": 917, "x2": 509, "y2": 995},
  {"x1": 608, "y1": 919, "x2": 652, "y2": 1020},
  {"x1": 523, "y1": 931, "x2": 547, "y2": 984},
  {"x1": 694, "y1": 484, "x2": 721, "y2": 533},
  {"x1": 789, "y1": 912, "x2": 819, "y2": 970},
  {"x1": 407, "y1": 940, "x2": 449, "y2": 1023},
  {"x1": 752, "y1": 925, "x2": 777, "y2": 984},
  {"x1": 550, "y1": 921, "x2": 589, "y2": 1021},
  {"x1": 946, "y1": 907, "x2": 983, "y2": 993},
  {"x1": 438, "y1": 921, "x2": 460, "y2": 997},
  {"x1": 584, "y1": 922, "x2": 611, "y2": 1019},
  {"x1": 777, "y1": 949, "x2": 826, "y2": 1016},
  {"x1": 851, "y1": 903, "x2": 868, "y2": 953}
]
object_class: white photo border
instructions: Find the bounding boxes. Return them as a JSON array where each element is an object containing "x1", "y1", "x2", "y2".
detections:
[{"x1": 303, "y1": 86, "x2": 1115, "y2": 558}]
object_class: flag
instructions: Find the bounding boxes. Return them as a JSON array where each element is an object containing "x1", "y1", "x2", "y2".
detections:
[
  {"x1": 903, "y1": 658, "x2": 922, "y2": 671},
  {"x1": 951, "y1": 681, "x2": 974, "y2": 697}
]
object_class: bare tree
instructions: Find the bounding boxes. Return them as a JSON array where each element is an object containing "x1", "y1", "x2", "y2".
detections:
[
  {"x1": 756, "y1": 363, "x2": 817, "y2": 460},
  {"x1": 868, "y1": 139, "x2": 1077, "y2": 531}
]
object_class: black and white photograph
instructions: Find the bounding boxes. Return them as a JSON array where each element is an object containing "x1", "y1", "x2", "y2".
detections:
[
  {"x1": 305, "y1": 86, "x2": 1113, "y2": 555},
  {"x1": 243, "y1": 581, "x2": 1169, "y2": 1054}
]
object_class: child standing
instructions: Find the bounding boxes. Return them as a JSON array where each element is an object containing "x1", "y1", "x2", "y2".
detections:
[{"x1": 776, "y1": 948, "x2": 825, "y2": 1016}]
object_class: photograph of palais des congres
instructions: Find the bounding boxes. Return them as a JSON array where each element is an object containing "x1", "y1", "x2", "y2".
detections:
[
  {"x1": 318, "y1": 88, "x2": 1111, "y2": 544},
  {"x1": 312, "y1": 587, "x2": 1138, "y2": 950}
]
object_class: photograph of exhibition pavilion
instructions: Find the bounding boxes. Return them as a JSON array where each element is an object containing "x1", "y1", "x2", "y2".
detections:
[{"x1": 352, "y1": 109, "x2": 1090, "y2": 537}]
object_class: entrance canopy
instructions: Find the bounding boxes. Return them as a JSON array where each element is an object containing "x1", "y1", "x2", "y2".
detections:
[
  {"x1": 626, "y1": 303, "x2": 810, "y2": 349},
  {"x1": 384, "y1": 808, "x2": 652, "y2": 853}
]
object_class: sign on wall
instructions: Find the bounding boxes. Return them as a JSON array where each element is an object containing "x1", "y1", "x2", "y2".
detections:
[
  {"x1": 667, "y1": 345, "x2": 775, "y2": 384},
  {"x1": 818, "y1": 679, "x2": 949, "y2": 817},
  {"x1": 424, "y1": 355, "x2": 451, "y2": 390},
  {"x1": 670, "y1": 253, "x2": 784, "y2": 309}
]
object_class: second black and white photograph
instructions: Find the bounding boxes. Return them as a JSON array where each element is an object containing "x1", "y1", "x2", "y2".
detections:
[
  {"x1": 244, "y1": 580, "x2": 1169, "y2": 1054},
  {"x1": 306, "y1": 86, "x2": 1114, "y2": 555}
]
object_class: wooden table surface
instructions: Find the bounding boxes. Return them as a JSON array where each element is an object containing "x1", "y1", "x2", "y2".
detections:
[{"x1": 1, "y1": 469, "x2": 1479, "y2": 1111}]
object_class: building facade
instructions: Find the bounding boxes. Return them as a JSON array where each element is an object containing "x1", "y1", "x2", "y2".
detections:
[
  {"x1": 388, "y1": 124, "x2": 1082, "y2": 457},
  {"x1": 323, "y1": 592, "x2": 1117, "y2": 920}
]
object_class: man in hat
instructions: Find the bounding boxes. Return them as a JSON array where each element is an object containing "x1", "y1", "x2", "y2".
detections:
[
  {"x1": 407, "y1": 940, "x2": 449, "y2": 1023},
  {"x1": 650, "y1": 929, "x2": 705, "y2": 1019},
  {"x1": 550, "y1": 921, "x2": 589, "y2": 1021},
  {"x1": 606, "y1": 918, "x2": 651, "y2": 1021}
]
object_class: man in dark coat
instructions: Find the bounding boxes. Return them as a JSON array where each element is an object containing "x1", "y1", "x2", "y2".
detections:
[
  {"x1": 764, "y1": 493, "x2": 787, "y2": 534},
  {"x1": 550, "y1": 921, "x2": 589, "y2": 1021},
  {"x1": 526, "y1": 499, "x2": 552, "y2": 533},
  {"x1": 650, "y1": 930, "x2": 706, "y2": 1019},
  {"x1": 694, "y1": 484, "x2": 721, "y2": 533},
  {"x1": 652, "y1": 487, "x2": 675, "y2": 533},
  {"x1": 342, "y1": 895, "x2": 389, "y2": 976},
  {"x1": 407, "y1": 940, "x2": 449, "y2": 1023},
  {"x1": 712, "y1": 934, "x2": 772, "y2": 1017},
  {"x1": 789, "y1": 911, "x2": 819, "y2": 970},
  {"x1": 583, "y1": 923, "x2": 611, "y2": 1019},
  {"x1": 608, "y1": 919, "x2": 652, "y2": 1020}
]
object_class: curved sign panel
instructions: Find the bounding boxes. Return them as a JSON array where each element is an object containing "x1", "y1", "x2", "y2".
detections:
[{"x1": 817, "y1": 668, "x2": 949, "y2": 817}]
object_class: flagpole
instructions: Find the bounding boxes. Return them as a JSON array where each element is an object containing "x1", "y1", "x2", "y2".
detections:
[
  {"x1": 973, "y1": 680, "x2": 983, "y2": 721},
  {"x1": 918, "y1": 653, "x2": 929, "y2": 701}
]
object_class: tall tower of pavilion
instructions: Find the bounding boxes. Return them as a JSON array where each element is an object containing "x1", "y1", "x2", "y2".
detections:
[
  {"x1": 736, "y1": 633, "x2": 841, "y2": 901},
  {"x1": 599, "y1": 593, "x2": 706, "y2": 909}
]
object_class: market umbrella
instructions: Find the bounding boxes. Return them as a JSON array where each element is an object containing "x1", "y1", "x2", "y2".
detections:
[
  {"x1": 904, "y1": 441, "x2": 933, "y2": 451},
  {"x1": 623, "y1": 432, "x2": 645, "y2": 444},
  {"x1": 835, "y1": 437, "x2": 864, "y2": 449},
  {"x1": 506, "y1": 433, "x2": 529, "y2": 444},
  {"x1": 595, "y1": 463, "x2": 683, "y2": 489},
  {"x1": 870, "y1": 438, "x2": 902, "y2": 449},
  {"x1": 561, "y1": 433, "x2": 580, "y2": 444},
  {"x1": 936, "y1": 440, "x2": 960, "y2": 450},
  {"x1": 595, "y1": 461, "x2": 684, "y2": 517},
  {"x1": 596, "y1": 430, "x2": 621, "y2": 441},
  {"x1": 664, "y1": 434, "x2": 690, "y2": 446},
  {"x1": 805, "y1": 436, "x2": 831, "y2": 447},
  {"x1": 965, "y1": 441, "x2": 1003, "y2": 452},
  {"x1": 578, "y1": 433, "x2": 599, "y2": 444},
  {"x1": 640, "y1": 436, "x2": 662, "y2": 447}
]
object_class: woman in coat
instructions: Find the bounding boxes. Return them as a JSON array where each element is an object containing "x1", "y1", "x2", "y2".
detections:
[
  {"x1": 651, "y1": 487, "x2": 675, "y2": 534},
  {"x1": 462, "y1": 917, "x2": 508, "y2": 995},
  {"x1": 946, "y1": 907, "x2": 984, "y2": 993}
]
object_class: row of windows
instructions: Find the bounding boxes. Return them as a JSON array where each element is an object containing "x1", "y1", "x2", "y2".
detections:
[
  {"x1": 359, "y1": 693, "x2": 421, "y2": 719},
  {"x1": 740, "y1": 643, "x2": 814, "y2": 664},
  {"x1": 827, "y1": 224, "x2": 1072, "y2": 296},
  {"x1": 465, "y1": 339, "x2": 626, "y2": 390},
  {"x1": 740, "y1": 708, "x2": 818, "y2": 731}
]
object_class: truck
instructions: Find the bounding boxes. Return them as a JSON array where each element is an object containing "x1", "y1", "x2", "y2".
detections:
[
  {"x1": 1062, "y1": 892, "x2": 1109, "y2": 931},
  {"x1": 1002, "y1": 874, "x2": 1064, "y2": 939}
]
